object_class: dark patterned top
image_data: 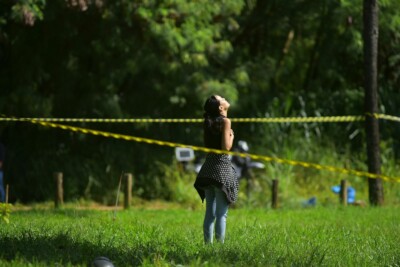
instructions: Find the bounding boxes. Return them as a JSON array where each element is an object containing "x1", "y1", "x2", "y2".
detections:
[{"x1": 194, "y1": 153, "x2": 239, "y2": 204}]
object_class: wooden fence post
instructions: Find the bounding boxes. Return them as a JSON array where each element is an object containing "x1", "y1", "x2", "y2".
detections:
[
  {"x1": 5, "y1": 184, "x2": 9, "y2": 203},
  {"x1": 124, "y1": 173, "x2": 132, "y2": 209},
  {"x1": 272, "y1": 179, "x2": 279, "y2": 209},
  {"x1": 340, "y1": 179, "x2": 348, "y2": 206},
  {"x1": 54, "y1": 172, "x2": 63, "y2": 208}
]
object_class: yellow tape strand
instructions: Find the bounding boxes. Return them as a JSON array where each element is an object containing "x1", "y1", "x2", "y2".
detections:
[
  {"x1": 29, "y1": 120, "x2": 400, "y2": 183},
  {"x1": 0, "y1": 117, "x2": 203, "y2": 123},
  {"x1": 232, "y1": 115, "x2": 365, "y2": 123},
  {"x1": 1, "y1": 113, "x2": 399, "y2": 123},
  {"x1": 375, "y1": 113, "x2": 400, "y2": 123}
]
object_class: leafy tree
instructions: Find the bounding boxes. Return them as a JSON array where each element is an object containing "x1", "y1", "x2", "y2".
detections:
[{"x1": 0, "y1": 0, "x2": 399, "y2": 203}]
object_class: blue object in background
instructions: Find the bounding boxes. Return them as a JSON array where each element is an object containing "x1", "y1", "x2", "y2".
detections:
[
  {"x1": 331, "y1": 185, "x2": 356, "y2": 204},
  {"x1": 302, "y1": 196, "x2": 317, "y2": 207},
  {"x1": 307, "y1": 196, "x2": 317, "y2": 206}
]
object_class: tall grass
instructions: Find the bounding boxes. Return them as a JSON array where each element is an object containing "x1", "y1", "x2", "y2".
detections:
[{"x1": 0, "y1": 206, "x2": 399, "y2": 266}]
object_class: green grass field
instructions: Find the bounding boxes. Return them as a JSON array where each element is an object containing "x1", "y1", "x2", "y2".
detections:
[{"x1": 0, "y1": 204, "x2": 399, "y2": 266}]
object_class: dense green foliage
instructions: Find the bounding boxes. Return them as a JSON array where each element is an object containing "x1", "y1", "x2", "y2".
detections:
[
  {"x1": 0, "y1": 206, "x2": 400, "y2": 266},
  {"x1": 0, "y1": 0, "x2": 399, "y2": 203},
  {"x1": 0, "y1": 203, "x2": 12, "y2": 224}
]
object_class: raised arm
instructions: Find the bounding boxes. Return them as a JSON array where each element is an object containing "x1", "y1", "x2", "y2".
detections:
[{"x1": 221, "y1": 118, "x2": 234, "y2": 151}]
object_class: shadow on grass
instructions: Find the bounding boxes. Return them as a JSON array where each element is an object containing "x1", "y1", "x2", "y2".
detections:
[
  {"x1": 0, "y1": 232, "x2": 218, "y2": 266},
  {"x1": 0, "y1": 233, "x2": 254, "y2": 266},
  {"x1": 0, "y1": 233, "x2": 330, "y2": 267},
  {"x1": 0, "y1": 232, "x2": 144, "y2": 266}
]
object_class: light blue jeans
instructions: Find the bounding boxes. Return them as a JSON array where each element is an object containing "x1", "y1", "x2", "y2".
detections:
[
  {"x1": 203, "y1": 186, "x2": 229, "y2": 244},
  {"x1": 0, "y1": 171, "x2": 5, "y2": 202}
]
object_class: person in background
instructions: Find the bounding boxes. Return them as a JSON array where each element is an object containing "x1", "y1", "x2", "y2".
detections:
[
  {"x1": 0, "y1": 142, "x2": 5, "y2": 202},
  {"x1": 194, "y1": 95, "x2": 238, "y2": 244}
]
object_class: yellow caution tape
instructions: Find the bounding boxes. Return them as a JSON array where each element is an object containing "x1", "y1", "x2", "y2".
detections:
[
  {"x1": 0, "y1": 117, "x2": 203, "y2": 123},
  {"x1": 375, "y1": 113, "x2": 400, "y2": 123},
  {"x1": 232, "y1": 115, "x2": 364, "y2": 123},
  {"x1": 29, "y1": 120, "x2": 400, "y2": 183},
  {"x1": 1, "y1": 113, "x2": 399, "y2": 123}
]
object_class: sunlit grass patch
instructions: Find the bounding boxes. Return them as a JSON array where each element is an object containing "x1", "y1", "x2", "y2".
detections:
[{"x1": 0, "y1": 206, "x2": 399, "y2": 266}]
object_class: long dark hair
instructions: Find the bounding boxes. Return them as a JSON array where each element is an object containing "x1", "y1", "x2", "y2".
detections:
[{"x1": 203, "y1": 95, "x2": 224, "y2": 134}]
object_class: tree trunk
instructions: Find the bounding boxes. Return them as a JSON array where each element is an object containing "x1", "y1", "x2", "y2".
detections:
[{"x1": 363, "y1": 0, "x2": 384, "y2": 205}]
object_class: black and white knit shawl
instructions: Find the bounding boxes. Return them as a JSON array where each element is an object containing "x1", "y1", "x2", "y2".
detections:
[{"x1": 194, "y1": 153, "x2": 239, "y2": 204}]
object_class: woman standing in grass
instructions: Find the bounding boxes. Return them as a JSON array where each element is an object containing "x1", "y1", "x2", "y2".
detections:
[{"x1": 194, "y1": 95, "x2": 238, "y2": 244}]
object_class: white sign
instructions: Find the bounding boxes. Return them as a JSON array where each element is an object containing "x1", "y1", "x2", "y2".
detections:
[{"x1": 175, "y1": 147, "x2": 195, "y2": 162}]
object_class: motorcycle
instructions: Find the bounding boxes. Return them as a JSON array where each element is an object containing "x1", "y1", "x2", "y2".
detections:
[
  {"x1": 230, "y1": 141, "x2": 265, "y2": 199},
  {"x1": 175, "y1": 140, "x2": 265, "y2": 198},
  {"x1": 230, "y1": 140, "x2": 265, "y2": 180}
]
